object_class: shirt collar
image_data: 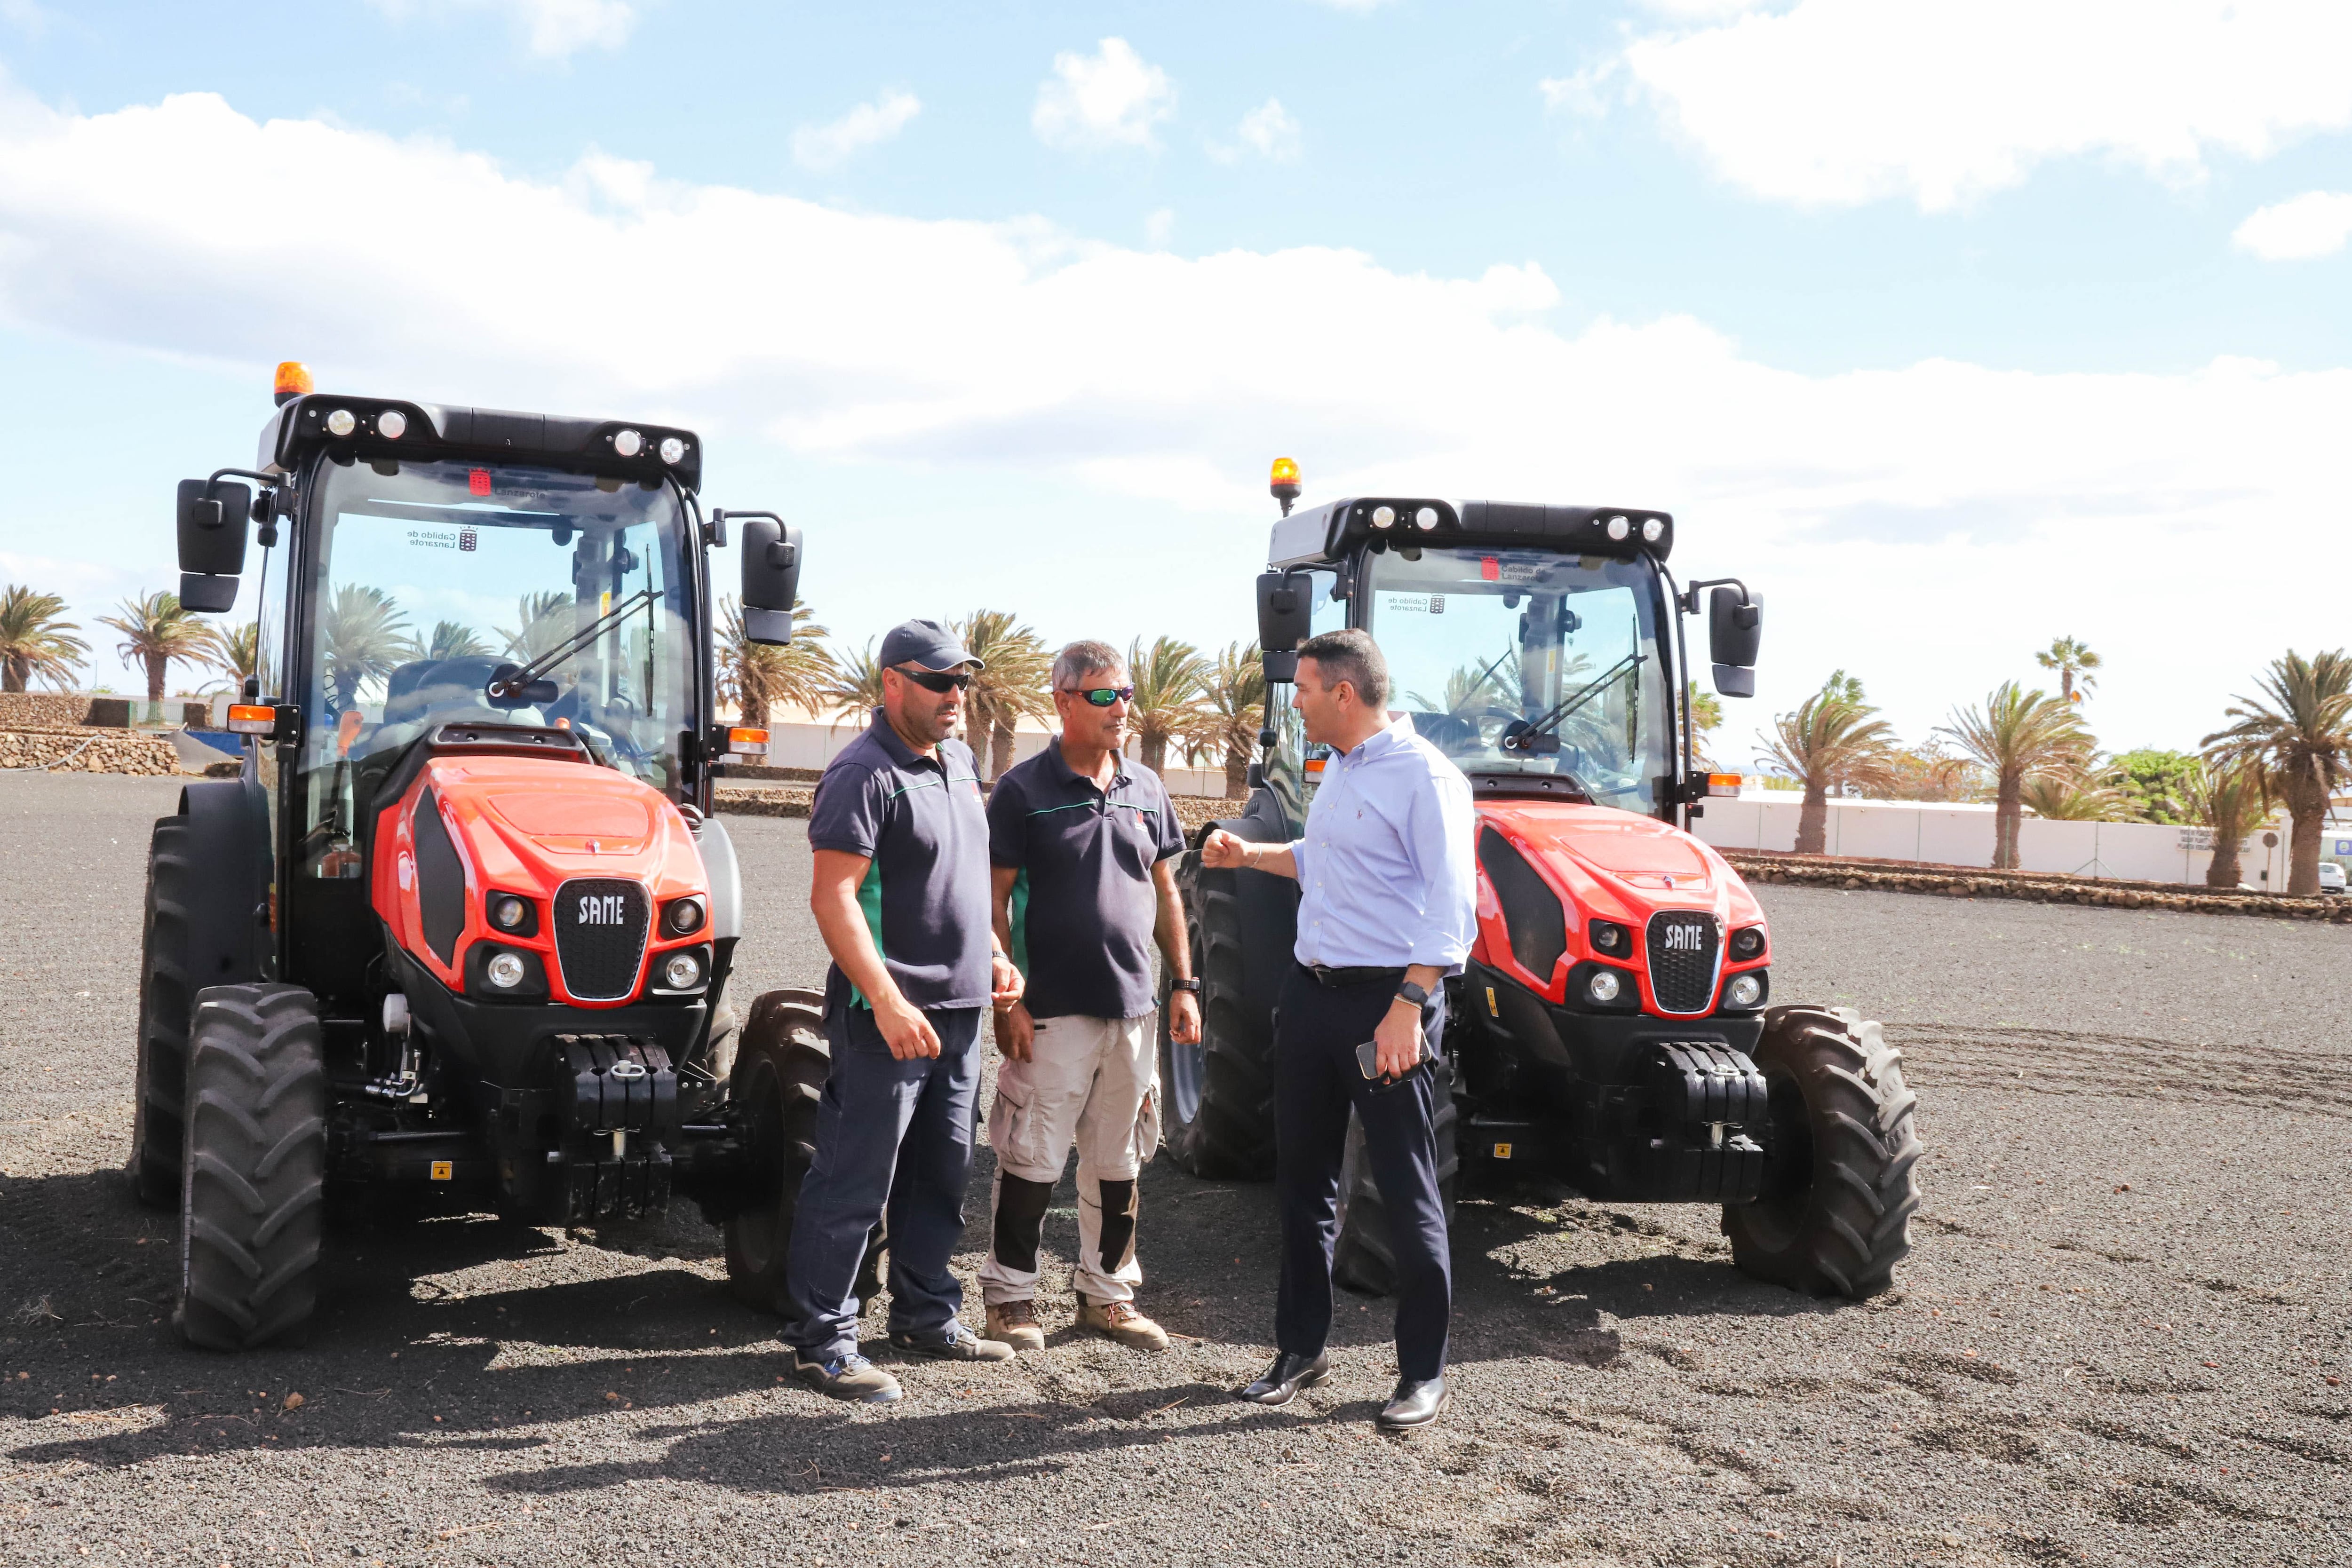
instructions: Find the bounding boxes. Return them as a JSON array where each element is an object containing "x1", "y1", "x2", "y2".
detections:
[
  {"x1": 1339, "y1": 714, "x2": 1416, "y2": 768},
  {"x1": 1047, "y1": 735, "x2": 1130, "y2": 793},
  {"x1": 867, "y1": 707, "x2": 940, "y2": 771}
]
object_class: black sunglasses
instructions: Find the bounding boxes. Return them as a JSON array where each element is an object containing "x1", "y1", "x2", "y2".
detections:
[
  {"x1": 1065, "y1": 685, "x2": 1136, "y2": 707},
  {"x1": 895, "y1": 665, "x2": 973, "y2": 693}
]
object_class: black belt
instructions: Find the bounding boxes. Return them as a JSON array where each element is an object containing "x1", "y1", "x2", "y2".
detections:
[{"x1": 1303, "y1": 963, "x2": 1406, "y2": 989}]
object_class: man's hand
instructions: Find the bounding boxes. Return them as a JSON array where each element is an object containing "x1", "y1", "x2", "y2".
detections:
[
  {"x1": 990, "y1": 950, "x2": 1024, "y2": 1008},
  {"x1": 877, "y1": 995, "x2": 943, "y2": 1061},
  {"x1": 1199, "y1": 828, "x2": 1248, "y2": 870},
  {"x1": 996, "y1": 1000, "x2": 1035, "y2": 1062},
  {"x1": 1167, "y1": 987, "x2": 1201, "y2": 1045},
  {"x1": 1373, "y1": 997, "x2": 1424, "y2": 1080}
]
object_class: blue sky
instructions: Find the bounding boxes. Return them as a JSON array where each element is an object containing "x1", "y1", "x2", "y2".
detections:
[{"x1": 1, "y1": 0, "x2": 2348, "y2": 754}]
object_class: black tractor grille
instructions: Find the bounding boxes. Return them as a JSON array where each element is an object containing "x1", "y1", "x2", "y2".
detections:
[
  {"x1": 1644, "y1": 911, "x2": 1721, "y2": 1015},
  {"x1": 553, "y1": 879, "x2": 651, "y2": 1002}
]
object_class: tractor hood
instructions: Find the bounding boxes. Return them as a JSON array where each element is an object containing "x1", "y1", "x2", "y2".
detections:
[
  {"x1": 373, "y1": 750, "x2": 711, "y2": 1009},
  {"x1": 1479, "y1": 799, "x2": 1720, "y2": 899}
]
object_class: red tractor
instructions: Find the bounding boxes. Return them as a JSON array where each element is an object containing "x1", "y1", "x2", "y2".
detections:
[
  {"x1": 138, "y1": 363, "x2": 812, "y2": 1349},
  {"x1": 1162, "y1": 469, "x2": 1920, "y2": 1299}
]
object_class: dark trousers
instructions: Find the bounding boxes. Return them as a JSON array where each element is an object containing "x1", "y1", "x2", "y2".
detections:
[
  {"x1": 1272, "y1": 964, "x2": 1451, "y2": 1382},
  {"x1": 783, "y1": 1003, "x2": 983, "y2": 1362}
]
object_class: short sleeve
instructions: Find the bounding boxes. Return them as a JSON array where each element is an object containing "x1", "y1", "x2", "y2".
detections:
[
  {"x1": 1152, "y1": 773, "x2": 1184, "y2": 862},
  {"x1": 808, "y1": 763, "x2": 889, "y2": 858},
  {"x1": 987, "y1": 767, "x2": 1028, "y2": 868}
]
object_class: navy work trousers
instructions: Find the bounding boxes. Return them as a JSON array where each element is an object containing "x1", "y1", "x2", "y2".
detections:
[
  {"x1": 783, "y1": 1003, "x2": 983, "y2": 1362},
  {"x1": 1272, "y1": 963, "x2": 1451, "y2": 1382}
]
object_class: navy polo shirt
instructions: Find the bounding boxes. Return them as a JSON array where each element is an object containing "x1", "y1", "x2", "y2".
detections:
[
  {"x1": 807, "y1": 709, "x2": 993, "y2": 1015},
  {"x1": 988, "y1": 739, "x2": 1185, "y2": 1021}
]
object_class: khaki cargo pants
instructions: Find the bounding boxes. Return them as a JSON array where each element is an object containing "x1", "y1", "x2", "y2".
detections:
[{"x1": 979, "y1": 1012, "x2": 1161, "y2": 1307}]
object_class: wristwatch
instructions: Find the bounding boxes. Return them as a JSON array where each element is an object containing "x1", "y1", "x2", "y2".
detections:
[
  {"x1": 1169, "y1": 977, "x2": 1203, "y2": 994},
  {"x1": 1394, "y1": 980, "x2": 1430, "y2": 1008}
]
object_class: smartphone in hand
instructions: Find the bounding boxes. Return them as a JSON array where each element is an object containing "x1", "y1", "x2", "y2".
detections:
[{"x1": 1356, "y1": 1036, "x2": 1434, "y2": 1081}]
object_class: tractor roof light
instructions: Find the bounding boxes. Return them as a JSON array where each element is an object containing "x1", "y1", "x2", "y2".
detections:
[
  {"x1": 1642, "y1": 517, "x2": 1665, "y2": 543},
  {"x1": 377, "y1": 408, "x2": 407, "y2": 440},
  {"x1": 1606, "y1": 515, "x2": 1630, "y2": 541},
  {"x1": 1415, "y1": 506, "x2": 1440, "y2": 531},
  {"x1": 659, "y1": 436, "x2": 687, "y2": 465},
  {"x1": 1371, "y1": 505, "x2": 1396, "y2": 529},
  {"x1": 613, "y1": 428, "x2": 645, "y2": 458},
  {"x1": 273, "y1": 361, "x2": 313, "y2": 405},
  {"x1": 325, "y1": 408, "x2": 357, "y2": 438}
]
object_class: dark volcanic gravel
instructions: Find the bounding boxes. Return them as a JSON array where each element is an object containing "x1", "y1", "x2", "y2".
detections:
[{"x1": 1, "y1": 772, "x2": 2346, "y2": 1566}]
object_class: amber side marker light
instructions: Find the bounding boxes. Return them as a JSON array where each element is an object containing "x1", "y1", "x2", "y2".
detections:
[
  {"x1": 726, "y1": 727, "x2": 770, "y2": 758},
  {"x1": 226, "y1": 704, "x2": 276, "y2": 736},
  {"x1": 274, "y1": 361, "x2": 313, "y2": 405},
  {"x1": 1706, "y1": 772, "x2": 1744, "y2": 798}
]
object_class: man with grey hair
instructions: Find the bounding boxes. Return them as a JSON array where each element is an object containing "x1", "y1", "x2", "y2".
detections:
[{"x1": 979, "y1": 639, "x2": 1199, "y2": 1352}]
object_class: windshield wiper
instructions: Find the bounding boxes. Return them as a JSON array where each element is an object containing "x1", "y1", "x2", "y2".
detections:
[
  {"x1": 486, "y1": 587, "x2": 656, "y2": 705},
  {"x1": 1504, "y1": 651, "x2": 1645, "y2": 747}
]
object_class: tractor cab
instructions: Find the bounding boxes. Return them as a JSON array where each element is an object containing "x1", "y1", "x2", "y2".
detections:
[{"x1": 135, "y1": 363, "x2": 809, "y2": 1350}]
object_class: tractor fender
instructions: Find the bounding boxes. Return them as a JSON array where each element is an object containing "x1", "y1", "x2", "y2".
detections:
[
  {"x1": 691, "y1": 813, "x2": 744, "y2": 942},
  {"x1": 174, "y1": 774, "x2": 273, "y2": 990}
]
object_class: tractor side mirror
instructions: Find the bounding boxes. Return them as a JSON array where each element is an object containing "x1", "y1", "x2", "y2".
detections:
[
  {"x1": 737, "y1": 515, "x2": 802, "y2": 646},
  {"x1": 1708, "y1": 586, "x2": 1761, "y2": 698},
  {"x1": 1256, "y1": 571, "x2": 1311, "y2": 684},
  {"x1": 177, "y1": 478, "x2": 253, "y2": 613}
]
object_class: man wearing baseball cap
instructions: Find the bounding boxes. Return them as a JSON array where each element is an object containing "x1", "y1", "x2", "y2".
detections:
[{"x1": 784, "y1": 618, "x2": 1024, "y2": 1402}]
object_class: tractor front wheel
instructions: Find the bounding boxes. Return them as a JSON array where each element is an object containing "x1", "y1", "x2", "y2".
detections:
[
  {"x1": 177, "y1": 985, "x2": 328, "y2": 1351},
  {"x1": 1159, "y1": 853, "x2": 1278, "y2": 1178},
  {"x1": 1724, "y1": 1005, "x2": 1921, "y2": 1299},
  {"x1": 723, "y1": 990, "x2": 882, "y2": 1320},
  {"x1": 1332, "y1": 1070, "x2": 1460, "y2": 1298},
  {"x1": 130, "y1": 814, "x2": 196, "y2": 1208}
]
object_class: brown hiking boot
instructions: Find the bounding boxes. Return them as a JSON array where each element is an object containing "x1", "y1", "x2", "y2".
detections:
[
  {"x1": 1078, "y1": 1296, "x2": 1169, "y2": 1351},
  {"x1": 985, "y1": 1299, "x2": 1046, "y2": 1354}
]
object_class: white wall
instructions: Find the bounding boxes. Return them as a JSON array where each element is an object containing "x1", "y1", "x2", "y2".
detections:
[{"x1": 1695, "y1": 792, "x2": 2295, "y2": 888}]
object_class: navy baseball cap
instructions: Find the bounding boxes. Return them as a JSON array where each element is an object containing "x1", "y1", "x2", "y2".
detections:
[{"x1": 878, "y1": 618, "x2": 983, "y2": 672}]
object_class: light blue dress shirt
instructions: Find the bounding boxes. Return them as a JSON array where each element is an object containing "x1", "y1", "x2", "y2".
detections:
[{"x1": 1287, "y1": 716, "x2": 1479, "y2": 972}]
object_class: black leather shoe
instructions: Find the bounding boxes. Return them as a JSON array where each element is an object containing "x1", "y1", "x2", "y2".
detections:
[
  {"x1": 1238, "y1": 1351, "x2": 1330, "y2": 1406},
  {"x1": 1376, "y1": 1376, "x2": 1449, "y2": 1431}
]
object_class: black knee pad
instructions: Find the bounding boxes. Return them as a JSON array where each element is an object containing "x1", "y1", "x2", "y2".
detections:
[
  {"x1": 993, "y1": 1173, "x2": 1055, "y2": 1272},
  {"x1": 1095, "y1": 1178, "x2": 1138, "y2": 1272}
]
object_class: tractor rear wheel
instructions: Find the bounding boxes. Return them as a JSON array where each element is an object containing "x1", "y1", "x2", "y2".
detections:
[
  {"x1": 130, "y1": 815, "x2": 196, "y2": 1207},
  {"x1": 1159, "y1": 855, "x2": 1277, "y2": 1178},
  {"x1": 1332, "y1": 1071, "x2": 1460, "y2": 1297},
  {"x1": 177, "y1": 985, "x2": 328, "y2": 1351},
  {"x1": 1724, "y1": 1005, "x2": 1921, "y2": 1299},
  {"x1": 723, "y1": 990, "x2": 882, "y2": 1320}
]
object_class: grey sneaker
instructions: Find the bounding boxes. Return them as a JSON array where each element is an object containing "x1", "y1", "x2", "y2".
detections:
[
  {"x1": 793, "y1": 1349, "x2": 902, "y2": 1403},
  {"x1": 890, "y1": 1321, "x2": 1015, "y2": 1362}
]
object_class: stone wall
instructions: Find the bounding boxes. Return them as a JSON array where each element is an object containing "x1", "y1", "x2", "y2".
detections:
[
  {"x1": 0, "y1": 729, "x2": 181, "y2": 775},
  {"x1": 1726, "y1": 850, "x2": 2352, "y2": 925},
  {"x1": 0, "y1": 693, "x2": 132, "y2": 729}
]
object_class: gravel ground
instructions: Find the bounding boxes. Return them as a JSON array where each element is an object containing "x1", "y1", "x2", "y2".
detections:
[{"x1": 1, "y1": 772, "x2": 2346, "y2": 1567}]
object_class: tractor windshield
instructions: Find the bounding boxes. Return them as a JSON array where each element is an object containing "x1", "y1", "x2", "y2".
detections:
[
  {"x1": 1364, "y1": 544, "x2": 1671, "y2": 815},
  {"x1": 291, "y1": 458, "x2": 697, "y2": 878}
]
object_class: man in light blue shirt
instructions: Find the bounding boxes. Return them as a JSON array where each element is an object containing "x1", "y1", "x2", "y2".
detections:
[{"x1": 1201, "y1": 627, "x2": 1476, "y2": 1431}]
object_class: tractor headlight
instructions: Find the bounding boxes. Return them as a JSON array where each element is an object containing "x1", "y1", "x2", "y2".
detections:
[
  {"x1": 490, "y1": 894, "x2": 530, "y2": 931},
  {"x1": 1725, "y1": 972, "x2": 1765, "y2": 1009},
  {"x1": 325, "y1": 408, "x2": 357, "y2": 438},
  {"x1": 1587, "y1": 969, "x2": 1622, "y2": 1004},
  {"x1": 659, "y1": 436, "x2": 687, "y2": 465},
  {"x1": 1588, "y1": 919, "x2": 1631, "y2": 957},
  {"x1": 1730, "y1": 925, "x2": 1766, "y2": 960},
  {"x1": 662, "y1": 951, "x2": 703, "y2": 990},
  {"x1": 664, "y1": 896, "x2": 705, "y2": 936},
  {"x1": 376, "y1": 408, "x2": 407, "y2": 440},
  {"x1": 613, "y1": 428, "x2": 644, "y2": 458},
  {"x1": 485, "y1": 952, "x2": 527, "y2": 990}
]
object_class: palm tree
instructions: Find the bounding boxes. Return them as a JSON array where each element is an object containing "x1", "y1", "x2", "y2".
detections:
[
  {"x1": 500, "y1": 592, "x2": 573, "y2": 665},
  {"x1": 2202, "y1": 649, "x2": 2352, "y2": 896},
  {"x1": 718, "y1": 596, "x2": 834, "y2": 729},
  {"x1": 2181, "y1": 757, "x2": 2269, "y2": 890},
  {"x1": 423, "y1": 621, "x2": 492, "y2": 661},
  {"x1": 2035, "y1": 636, "x2": 2101, "y2": 704},
  {"x1": 817, "y1": 639, "x2": 890, "y2": 729},
  {"x1": 317, "y1": 584, "x2": 413, "y2": 713},
  {"x1": 0, "y1": 585, "x2": 90, "y2": 693},
  {"x1": 1125, "y1": 635, "x2": 1208, "y2": 776},
  {"x1": 100, "y1": 590, "x2": 217, "y2": 721},
  {"x1": 954, "y1": 610, "x2": 1052, "y2": 780},
  {"x1": 1756, "y1": 687, "x2": 1899, "y2": 855},
  {"x1": 1939, "y1": 682, "x2": 2093, "y2": 870},
  {"x1": 200, "y1": 620, "x2": 262, "y2": 694},
  {"x1": 2018, "y1": 768, "x2": 2129, "y2": 821},
  {"x1": 1188, "y1": 641, "x2": 1265, "y2": 800}
]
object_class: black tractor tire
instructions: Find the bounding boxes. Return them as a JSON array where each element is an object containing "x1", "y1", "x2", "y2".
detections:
[
  {"x1": 723, "y1": 989, "x2": 883, "y2": 1321},
  {"x1": 1724, "y1": 1005, "x2": 1922, "y2": 1300},
  {"x1": 130, "y1": 816, "x2": 196, "y2": 1207},
  {"x1": 177, "y1": 984, "x2": 328, "y2": 1352},
  {"x1": 1332, "y1": 1069, "x2": 1460, "y2": 1298},
  {"x1": 1159, "y1": 851, "x2": 1278, "y2": 1178}
]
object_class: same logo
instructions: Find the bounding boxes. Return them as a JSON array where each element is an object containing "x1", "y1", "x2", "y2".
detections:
[
  {"x1": 576, "y1": 894, "x2": 629, "y2": 926},
  {"x1": 1659, "y1": 921, "x2": 1708, "y2": 952}
]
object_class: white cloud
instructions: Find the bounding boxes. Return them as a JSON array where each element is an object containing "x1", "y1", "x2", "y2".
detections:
[
  {"x1": 1223, "y1": 98, "x2": 1301, "y2": 162},
  {"x1": 1601, "y1": 0, "x2": 2352, "y2": 211},
  {"x1": 2234, "y1": 190, "x2": 2352, "y2": 261},
  {"x1": 1144, "y1": 207, "x2": 1176, "y2": 247},
  {"x1": 1538, "y1": 64, "x2": 1619, "y2": 120},
  {"x1": 370, "y1": 0, "x2": 635, "y2": 62},
  {"x1": 1033, "y1": 38, "x2": 1176, "y2": 150},
  {"x1": 0, "y1": 87, "x2": 2347, "y2": 745},
  {"x1": 0, "y1": 0, "x2": 53, "y2": 37},
  {"x1": 790, "y1": 90, "x2": 921, "y2": 173}
]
